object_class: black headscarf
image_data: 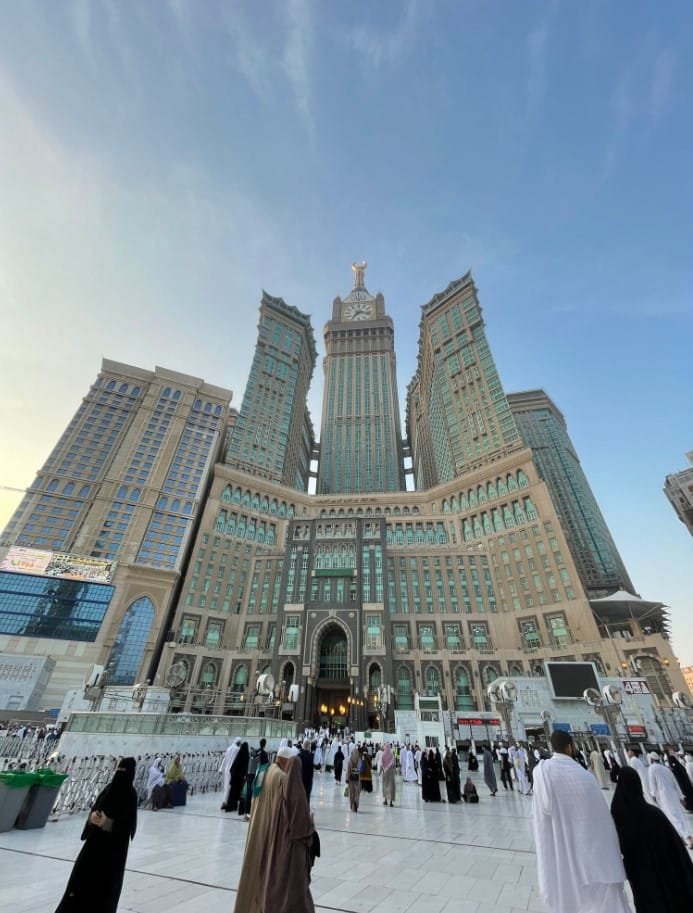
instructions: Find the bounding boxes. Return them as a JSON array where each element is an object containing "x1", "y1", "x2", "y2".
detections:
[
  {"x1": 91, "y1": 757, "x2": 138, "y2": 840},
  {"x1": 668, "y1": 753, "x2": 693, "y2": 809},
  {"x1": 611, "y1": 767, "x2": 693, "y2": 913},
  {"x1": 231, "y1": 741, "x2": 250, "y2": 777}
]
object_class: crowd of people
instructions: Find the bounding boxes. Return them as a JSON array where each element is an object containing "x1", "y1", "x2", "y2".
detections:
[{"x1": 49, "y1": 727, "x2": 693, "y2": 913}]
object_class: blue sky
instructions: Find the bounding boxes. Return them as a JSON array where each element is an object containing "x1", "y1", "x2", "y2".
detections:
[{"x1": 1, "y1": 1, "x2": 691, "y2": 662}]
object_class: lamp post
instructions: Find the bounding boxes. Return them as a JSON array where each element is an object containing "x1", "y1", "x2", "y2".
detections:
[{"x1": 487, "y1": 679, "x2": 517, "y2": 743}]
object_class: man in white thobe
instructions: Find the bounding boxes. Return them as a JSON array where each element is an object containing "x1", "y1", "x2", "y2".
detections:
[
  {"x1": 626, "y1": 749, "x2": 651, "y2": 801},
  {"x1": 589, "y1": 749, "x2": 609, "y2": 789},
  {"x1": 514, "y1": 744, "x2": 531, "y2": 795},
  {"x1": 402, "y1": 747, "x2": 417, "y2": 782},
  {"x1": 532, "y1": 730, "x2": 631, "y2": 913},
  {"x1": 648, "y1": 751, "x2": 693, "y2": 848},
  {"x1": 219, "y1": 736, "x2": 241, "y2": 802},
  {"x1": 414, "y1": 747, "x2": 423, "y2": 785}
]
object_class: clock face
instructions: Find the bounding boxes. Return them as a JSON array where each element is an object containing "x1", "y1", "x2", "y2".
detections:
[{"x1": 344, "y1": 302, "x2": 373, "y2": 321}]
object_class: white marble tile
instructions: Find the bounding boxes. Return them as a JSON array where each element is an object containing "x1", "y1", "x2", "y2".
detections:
[{"x1": 0, "y1": 768, "x2": 632, "y2": 913}]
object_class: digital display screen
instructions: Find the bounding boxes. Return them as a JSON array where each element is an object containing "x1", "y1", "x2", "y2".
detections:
[{"x1": 546, "y1": 662, "x2": 600, "y2": 699}]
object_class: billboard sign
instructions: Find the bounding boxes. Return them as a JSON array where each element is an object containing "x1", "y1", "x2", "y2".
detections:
[
  {"x1": 545, "y1": 661, "x2": 600, "y2": 700},
  {"x1": 1, "y1": 546, "x2": 114, "y2": 584}
]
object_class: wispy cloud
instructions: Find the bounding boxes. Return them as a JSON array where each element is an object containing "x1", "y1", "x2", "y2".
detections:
[
  {"x1": 283, "y1": 0, "x2": 315, "y2": 136},
  {"x1": 220, "y1": 6, "x2": 273, "y2": 103},
  {"x1": 345, "y1": 0, "x2": 420, "y2": 68},
  {"x1": 648, "y1": 49, "x2": 676, "y2": 119}
]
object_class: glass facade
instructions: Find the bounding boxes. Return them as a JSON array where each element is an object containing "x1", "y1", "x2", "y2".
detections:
[
  {"x1": 106, "y1": 596, "x2": 156, "y2": 684},
  {"x1": 0, "y1": 571, "x2": 114, "y2": 641},
  {"x1": 507, "y1": 390, "x2": 634, "y2": 596}
]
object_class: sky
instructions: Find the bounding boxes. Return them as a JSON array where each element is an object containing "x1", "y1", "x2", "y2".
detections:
[{"x1": 0, "y1": 1, "x2": 691, "y2": 663}]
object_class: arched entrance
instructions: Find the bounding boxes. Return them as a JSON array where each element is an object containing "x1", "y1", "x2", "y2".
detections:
[{"x1": 315, "y1": 625, "x2": 350, "y2": 731}]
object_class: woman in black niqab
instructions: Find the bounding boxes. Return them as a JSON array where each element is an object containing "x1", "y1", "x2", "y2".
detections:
[
  {"x1": 667, "y1": 751, "x2": 693, "y2": 811},
  {"x1": 55, "y1": 757, "x2": 138, "y2": 913},
  {"x1": 225, "y1": 741, "x2": 250, "y2": 812},
  {"x1": 610, "y1": 766, "x2": 693, "y2": 913}
]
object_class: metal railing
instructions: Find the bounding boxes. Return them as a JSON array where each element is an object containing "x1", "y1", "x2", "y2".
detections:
[{"x1": 66, "y1": 712, "x2": 296, "y2": 739}]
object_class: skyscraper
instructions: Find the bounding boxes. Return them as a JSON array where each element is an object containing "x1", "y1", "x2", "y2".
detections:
[
  {"x1": 664, "y1": 452, "x2": 693, "y2": 537},
  {"x1": 507, "y1": 390, "x2": 634, "y2": 596},
  {"x1": 226, "y1": 292, "x2": 316, "y2": 491},
  {"x1": 0, "y1": 360, "x2": 231, "y2": 704},
  {"x1": 316, "y1": 262, "x2": 405, "y2": 494},
  {"x1": 406, "y1": 271, "x2": 522, "y2": 489}
]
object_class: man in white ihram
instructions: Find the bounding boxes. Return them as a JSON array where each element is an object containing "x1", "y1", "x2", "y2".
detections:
[
  {"x1": 532, "y1": 730, "x2": 631, "y2": 913},
  {"x1": 626, "y1": 748, "x2": 651, "y2": 801},
  {"x1": 648, "y1": 751, "x2": 693, "y2": 848}
]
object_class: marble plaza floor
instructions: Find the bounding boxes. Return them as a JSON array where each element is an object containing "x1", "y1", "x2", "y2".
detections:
[{"x1": 0, "y1": 769, "x2": 624, "y2": 913}]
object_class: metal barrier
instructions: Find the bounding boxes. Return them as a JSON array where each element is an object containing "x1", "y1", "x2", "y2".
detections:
[{"x1": 46, "y1": 750, "x2": 225, "y2": 818}]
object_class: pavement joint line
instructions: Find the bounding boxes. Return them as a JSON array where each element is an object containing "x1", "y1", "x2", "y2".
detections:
[{"x1": 0, "y1": 846, "x2": 383, "y2": 913}]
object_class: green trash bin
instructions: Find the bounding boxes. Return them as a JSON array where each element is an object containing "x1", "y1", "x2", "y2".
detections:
[
  {"x1": 14, "y1": 768, "x2": 68, "y2": 830},
  {"x1": 0, "y1": 771, "x2": 36, "y2": 832}
]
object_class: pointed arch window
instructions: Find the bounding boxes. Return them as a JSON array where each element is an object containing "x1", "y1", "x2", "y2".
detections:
[{"x1": 106, "y1": 596, "x2": 155, "y2": 685}]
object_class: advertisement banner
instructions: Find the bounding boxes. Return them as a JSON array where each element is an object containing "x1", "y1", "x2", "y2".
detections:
[
  {"x1": 621, "y1": 680, "x2": 651, "y2": 695},
  {"x1": 1, "y1": 546, "x2": 114, "y2": 584}
]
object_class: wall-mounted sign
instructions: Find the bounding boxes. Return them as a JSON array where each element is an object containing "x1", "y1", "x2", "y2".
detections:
[
  {"x1": 457, "y1": 717, "x2": 501, "y2": 726},
  {"x1": 621, "y1": 680, "x2": 651, "y2": 695},
  {"x1": 1, "y1": 547, "x2": 114, "y2": 584},
  {"x1": 627, "y1": 725, "x2": 646, "y2": 736}
]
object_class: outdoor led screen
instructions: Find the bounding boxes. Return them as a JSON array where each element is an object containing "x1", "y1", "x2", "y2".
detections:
[{"x1": 546, "y1": 661, "x2": 600, "y2": 699}]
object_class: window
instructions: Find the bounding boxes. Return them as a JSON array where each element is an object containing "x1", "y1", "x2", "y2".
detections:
[
  {"x1": 282, "y1": 615, "x2": 300, "y2": 650},
  {"x1": 106, "y1": 596, "x2": 155, "y2": 685}
]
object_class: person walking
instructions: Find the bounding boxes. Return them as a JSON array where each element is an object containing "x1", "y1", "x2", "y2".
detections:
[
  {"x1": 381, "y1": 743, "x2": 396, "y2": 807},
  {"x1": 648, "y1": 752, "x2": 693, "y2": 849},
  {"x1": 233, "y1": 750, "x2": 316, "y2": 913},
  {"x1": 443, "y1": 748, "x2": 461, "y2": 803},
  {"x1": 359, "y1": 748, "x2": 373, "y2": 794},
  {"x1": 54, "y1": 758, "x2": 138, "y2": 913},
  {"x1": 500, "y1": 747, "x2": 514, "y2": 791},
  {"x1": 346, "y1": 745, "x2": 362, "y2": 813},
  {"x1": 589, "y1": 747, "x2": 609, "y2": 789},
  {"x1": 482, "y1": 744, "x2": 498, "y2": 796},
  {"x1": 532, "y1": 731, "x2": 631, "y2": 913},
  {"x1": 219, "y1": 737, "x2": 241, "y2": 808},
  {"x1": 333, "y1": 744, "x2": 344, "y2": 783},
  {"x1": 611, "y1": 766, "x2": 693, "y2": 912},
  {"x1": 627, "y1": 749, "x2": 651, "y2": 801},
  {"x1": 224, "y1": 741, "x2": 249, "y2": 813},
  {"x1": 298, "y1": 739, "x2": 315, "y2": 801}
]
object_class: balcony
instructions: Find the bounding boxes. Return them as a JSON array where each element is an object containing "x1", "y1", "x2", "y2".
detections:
[
  {"x1": 549, "y1": 635, "x2": 572, "y2": 650},
  {"x1": 393, "y1": 638, "x2": 411, "y2": 654}
]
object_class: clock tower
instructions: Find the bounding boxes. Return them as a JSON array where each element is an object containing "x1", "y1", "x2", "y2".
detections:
[{"x1": 316, "y1": 263, "x2": 406, "y2": 494}]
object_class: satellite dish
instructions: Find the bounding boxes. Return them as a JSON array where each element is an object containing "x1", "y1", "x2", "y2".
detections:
[
  {"x1": 603, "y1": 684, "x2": 623, "y2": 705},
  {"x1": 166, "y1": 662, "x2": 187, "y2": 689},
  {"x1": 257, "y1": 673, "x2": 275, "y2": 695},
  {"x1": 583, "y1": 687, "x2": 602, "y2": 707},
  {"x1": 673, "y1": 691, "x2": 692, "y2": 709},
  {"x1": 288, "y1": 683, "x2": 300, "y2": 702},
  {"x1": 500, "y1": 681, "x2": 518, "y2": 702}
]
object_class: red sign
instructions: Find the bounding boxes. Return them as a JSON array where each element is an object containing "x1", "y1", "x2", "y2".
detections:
[
  {"x1": 627, "y1": 725, "x2": 646, "y2": 736},
  {"x1": 457, "y1": 717, "x2": 501, "y2": 726}
]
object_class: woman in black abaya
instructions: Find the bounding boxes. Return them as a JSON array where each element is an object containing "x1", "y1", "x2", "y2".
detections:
[
  {"x1": 55, "y1": 757, "x2": 138, "y2": 913},
  {"x1": 611, "y1": 766, "x2": 693, "y2": 913},
  {"x1": 224, "y1": 740, "x2": 249, "y2": 813}
]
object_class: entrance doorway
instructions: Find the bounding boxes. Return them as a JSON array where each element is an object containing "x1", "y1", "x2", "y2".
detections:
[{"x1": 315, "y1": 627, "x2": 350, "y2": 731}]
